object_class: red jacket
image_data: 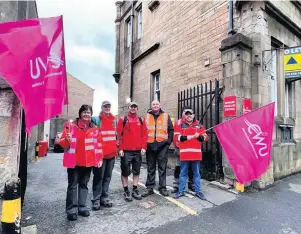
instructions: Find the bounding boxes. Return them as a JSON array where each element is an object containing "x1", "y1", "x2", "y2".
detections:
[
  {"x1": 173, "y1": 118, "x2": 183, "y2": 147},
  {"x1": 117, "y1": 113, "x2": 148, "y2": 151},
  {"x1": 174, "y1": 119, "x2": 208, "y2": 161},
  {"x1": 59, "y1": 119, "x2": 103, "y2": 167},
  {"x1": 94, "y1": 113, "x2": 117, "y2": 159}
]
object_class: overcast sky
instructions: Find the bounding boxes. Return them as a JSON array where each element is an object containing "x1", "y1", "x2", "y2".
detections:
[{"x1": 36, "y1": 0, "x2": 118, "y2": 115}]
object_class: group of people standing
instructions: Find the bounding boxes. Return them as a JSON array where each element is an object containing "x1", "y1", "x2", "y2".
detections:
[{"x1": 58, "y1": 100, "x2": 208, "y2": 221}]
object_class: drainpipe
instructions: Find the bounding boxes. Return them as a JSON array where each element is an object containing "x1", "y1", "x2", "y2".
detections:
[
  {"x1": 113, "y1": 1, "x2": 122, "y2": 84},
  {"x1": 228, "y1": 0, "x2": 235, "y2": 36},
  {"x1": 129, "y1": 1, "x2": 135, "y2": 101}
]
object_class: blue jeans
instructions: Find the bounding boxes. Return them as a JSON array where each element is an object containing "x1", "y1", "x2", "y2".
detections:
[{"x1": 179, "y1": 161, "x2": 201, "y2": 193}]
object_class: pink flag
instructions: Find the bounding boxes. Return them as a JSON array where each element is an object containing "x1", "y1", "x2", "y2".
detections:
[
  {"x1": 0, "y1": 16, "x2": 67, "y2": 133},
  {"x1": 214, "y1": 102, "x2": 275, "y2": 184}
]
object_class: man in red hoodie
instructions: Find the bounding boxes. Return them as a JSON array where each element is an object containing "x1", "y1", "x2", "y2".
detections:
[
  {"x1": 91, "y1": 100, "x2": 117, "y2": 210},
  {"x1": 117, "y1": 102, "x2": 148, "y2": 202}
]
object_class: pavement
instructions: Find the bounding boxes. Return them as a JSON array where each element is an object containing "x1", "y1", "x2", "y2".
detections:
[{"x1": 20, "y1": 153, "x2": 301, "y2": 234}]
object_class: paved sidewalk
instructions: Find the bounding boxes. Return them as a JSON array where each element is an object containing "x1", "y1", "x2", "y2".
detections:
[
  {"x1": 21, "y1": 153, "x2": 237, "y2": 234},
  {"x1": 21, "y1": 153, "x2": 301, "y2": 234}
]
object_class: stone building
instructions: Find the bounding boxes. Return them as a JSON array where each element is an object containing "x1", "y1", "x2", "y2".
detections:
[
  {"x1": 114, "y1": 0, "x2": 301, "y2": 188},
  {"x1": 49, "y1": 73, "x2": 94, "y2": 146}
]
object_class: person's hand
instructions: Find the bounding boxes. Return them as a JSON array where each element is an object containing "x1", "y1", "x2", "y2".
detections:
[
  {"x1": 119, "y1": 150, "x2": 124, "y2": 157},
  {"x1": 141, "y1": 148, "x2": 146, "y2": 155},
  {"x1": 66, "y1": 133, "x2": 71, "y2": 141},
  {"x1": 193, "y1": 132, "x2": 200, "y2": 139},
  {"x1": 98, "y1": 160, "x2": 103, "y2": 168}
]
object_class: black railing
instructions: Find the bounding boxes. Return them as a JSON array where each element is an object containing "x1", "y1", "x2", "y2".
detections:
[{"x1": 177, "y1": 79, "x2": 223, "y2": 181}]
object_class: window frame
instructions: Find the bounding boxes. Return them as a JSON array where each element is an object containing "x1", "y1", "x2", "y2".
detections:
[
  {"x1": 152, "y1": 71, "x2": 160, "y2": 102},
  {"x1": 270, "y1": 47, "x2": 278, "y2": 116},
  {"x1": 125, "y1": 17, "x2": 132, "y2": 48},
  {"x1": 136, "y1": 5, "x2": 142, "y2": 39}
]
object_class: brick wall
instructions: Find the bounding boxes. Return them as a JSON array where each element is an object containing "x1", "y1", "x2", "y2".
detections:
[
  {"x1": 60, "y1": 73, "x2": 94, "y2": 119},
  {"x1": 49, "y1": 73, "x2": 94, "y2": 146},
  {"x1": 117, "y1": 0, "x2": 228, "y2": 117}
]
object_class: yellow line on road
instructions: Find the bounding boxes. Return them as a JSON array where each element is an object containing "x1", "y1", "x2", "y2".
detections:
[{"x1": 113, "y1": 169, "x2": 197, "y2": 216}]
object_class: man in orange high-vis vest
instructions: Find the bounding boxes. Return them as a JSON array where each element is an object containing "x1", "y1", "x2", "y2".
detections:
[
  {"x1": 143, "y1": 100, "x2": 174, "y2": 197},
  {"x1": 173, "y1": 107, "x2": 208, "y2": 200}
]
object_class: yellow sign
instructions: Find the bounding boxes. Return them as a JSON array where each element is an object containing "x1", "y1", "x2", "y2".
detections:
[{"x1": 284, "y1": 47, "x2": 301, "y2": 80}]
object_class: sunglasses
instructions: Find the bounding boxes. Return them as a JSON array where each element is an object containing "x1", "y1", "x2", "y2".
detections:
[
  {"x1": 185, "y1": 112, "x2": 193, "y2": 115},
  {"x1": 103, "y1": 105, "x2": 111, "y2": 108}
]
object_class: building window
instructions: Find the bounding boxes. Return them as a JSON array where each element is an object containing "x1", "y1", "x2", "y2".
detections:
[
  {"x1": 126, "y1": 18, "x2": 131, "y2": 48},
  {"x1": 137, "y1": 6, "x2": 142, "y2": 39},
  {"x1": 270, "y1": 47, "x2": 278, "y2": 116},
  {"x1": 152, "y1": 71, "x2": 160, "y2": 101},
  {"x1": 279, "y1": 125, "x2": 294, "y2": 143}
]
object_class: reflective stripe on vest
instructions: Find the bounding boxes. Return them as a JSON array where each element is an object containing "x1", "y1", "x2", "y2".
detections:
[
  {"x1": 101, "y1": 130, "x2": 116, "y2": 135},
  {"x1": 180, "y1": 148, "x2": 202, "y2": 153},
  {"x1": 103, "y1": 136, "x2": 116, "y2": 141},
  {"x1": 146, "y1": 113, "x2": 168, "y2": 143},
  {"x1": 63, "y1": 124, "x2": 102, "y2": 168},
  {"x1": 85, "y1": 138, "x2": 94, "y2": 143}
]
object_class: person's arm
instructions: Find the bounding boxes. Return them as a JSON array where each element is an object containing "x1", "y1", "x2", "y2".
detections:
[
  {"x1": 174, "y1": 123, "x2": 188, "y2": 142},
  {"x1": 116, "y1": 117, "x2": 124, "y2": 150},
  {"x1": 167, "y1": 115, "x2": 174, "y2": 145},
  {"x1": 173, "y1": 121, "x2": 180, "y2": 146},
  {"x1": 97, "y1": 130, "x2": 104, "y2": 163},
  {"x1": 197, "y1": 124, "x2": 209, "y2": 142},
  {"x1": 141, "y1": 118, "x2": 148, "y2": 150},
  {"x1": 58, "y1": 123, "x2": 71, "y2": 149}
]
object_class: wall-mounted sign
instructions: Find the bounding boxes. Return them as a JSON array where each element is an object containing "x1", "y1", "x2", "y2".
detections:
[
  {"x1": 284, "y1": 47, "x2": 301, "y2": 82},
  {"x1": 224, "y1": 95, "x2": 236, "y2": 117},
  {"x1": 243, "y1": 98, "x2": 252, "y2": 114}
]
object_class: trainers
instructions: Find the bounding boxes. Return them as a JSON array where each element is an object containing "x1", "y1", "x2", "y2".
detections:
[
  {"x1": 142, "y1": 188, "x2": 154, "y2": 197},
  {"x1": 195, "y1": 192, "x2": 205, "y2": 200},
  {"x1": 100, "y1": 198, "x2": 113, "y2": 207},
  {"x1": 132, "y1": 189, "x2": 142, "y2": 200},
  {"x1": 78, "y1": 210, "x2": 90, "y2": 217},
  {"x1": 159, "y1": 189, "x2": 169, "y2": 197},
  {"x1": 92, "y1": 200, "x2": 101, "y2": 211},
  {"x1": 124, "y1": 190, "x2": 133, "y2": 202},
  {"x1": 173, "y1": 192, "x2": 185, "y2": 199},
  {"x1": 67, "y1": 213, "x2": 77, "y2": 221}
]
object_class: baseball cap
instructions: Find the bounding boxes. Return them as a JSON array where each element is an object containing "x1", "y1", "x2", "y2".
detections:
[
  {"x1": 102, "y1": 100, "x2": 111, "y2": 106},
  {"x1": 128, "y1": 101, "x2": 138, "y2": 107},
  {"x1": 183, "y1": 108, "x2": 194, "y2": 114}
]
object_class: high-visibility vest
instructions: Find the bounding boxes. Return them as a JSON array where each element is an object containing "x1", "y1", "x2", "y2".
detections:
[
  {"x1": 92, "y1": 114, "x2": 117, "y2": 158},
  {"x1": 63, "y1": 123, "x2": 102, "y2": 168},
  {"x1": 175, "y1": 121, "x2": 209, "y2": 161},
  {"x1": 145, "y1": 112, "x2": 168, "y2": 143}
]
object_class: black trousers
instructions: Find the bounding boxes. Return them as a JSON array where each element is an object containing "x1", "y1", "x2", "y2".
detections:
[
  {"x1": 92, "y1": 157, "x2": 115, "y2": 201},
  {"x1": 145, "y1": 145, "x2": 169, "y2": 190},
  {"x1": 66, "y1": 166, "x2": 92, "y2": 214}
]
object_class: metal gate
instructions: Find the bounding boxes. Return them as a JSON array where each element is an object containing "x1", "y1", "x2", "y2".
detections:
[{"x1": 177, "y1": 79, "x2": 223, "y2": 181}]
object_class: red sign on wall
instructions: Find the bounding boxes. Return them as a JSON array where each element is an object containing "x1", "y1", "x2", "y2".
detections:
[
  {"x1": 243, "y1": 98, "x2": 252, "y2": 114},
  {"x1": 224, "y1": 95, "x2": 237, "y2": 117}
]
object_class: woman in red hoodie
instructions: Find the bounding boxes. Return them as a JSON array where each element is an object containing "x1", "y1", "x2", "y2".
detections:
[
  {"x1": 91, "y1": 101, "x2": 117, "y2": 210},
  {"x1": 59, "y1": 105, "x2": 103, "y2": 221}
]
